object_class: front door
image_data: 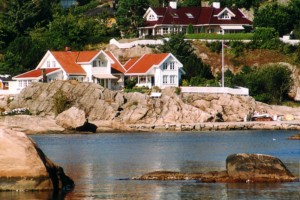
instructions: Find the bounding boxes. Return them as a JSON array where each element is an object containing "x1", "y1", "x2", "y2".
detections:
[
  {"x1": 151, "y1": 77, "x2": 154, "y2": 86},
  {"x1": 148, "y1": 29, "x2": 153, "y2": 36}
]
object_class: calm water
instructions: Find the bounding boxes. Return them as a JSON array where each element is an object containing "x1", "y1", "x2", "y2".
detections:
[{"x1": 1, "y1": 130, "x2": 299, "y2": 199}]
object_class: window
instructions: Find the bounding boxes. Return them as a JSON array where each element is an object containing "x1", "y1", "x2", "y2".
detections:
[
  {"x1": 23, "y1": 80, "x2": 27, "y2": 87},
  {"x1": 163, "y1": 62, "x2": 168, "y2": 70},
  {"x1": 170, "y1": 75, "x2": 175, "y2": 84},
  {"x1": 170, "y1": 13, "x2": 179, "y2": 18},
  {"x1": 163, "y1": 75, "x2": 168, "y2": 84},
  {"x1": 28, "y1": 80, "x2": 32, "y2": 85},
  {"x1": 170, "y1": 62, "x2": 175, "y2": 70},
  {"x1": 98, "y1": 60, "x2": 101, "y2": 66},
  {"x1": 52, "y1": 61, "x2": 56, "y2": 68},
  {"x1": 47, "y1": 61, "x2": 50, "y2": 68},
  {"x1": 93, "y1": 60, "x2": 97, "y2": 67},
  {"x1": 186, "y1": 13, "x2": 194, "y2": 18},
  {"x1": 19, "y1": 80, "x2": 22, "y2": 88},
  {"x1": 148, "y1": 14, "x2": 155, "y2": 21},
  {"x1": 220, "y1": 11, "x2": 230, "y2": 19},
  {"x1": 140, "y1": 77, "x2": 146, "y2": 82},
  {"x1": 182, "y1": 28, "x2": 187, "y2": 34},
  {"x1": 4, "y1": 82, "x2": 8, "y2": 87},
  {"x1": 163, "y1": 28, "x2": 168, "y2": 34}
]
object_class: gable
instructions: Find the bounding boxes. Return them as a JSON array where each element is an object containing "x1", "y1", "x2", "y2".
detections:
[
  {"x1": 214, "y1": 7, "x2": 235, "y2": 20},
  {"x1": 105, "y1": 51, "x2": 126, "y2": 73}
]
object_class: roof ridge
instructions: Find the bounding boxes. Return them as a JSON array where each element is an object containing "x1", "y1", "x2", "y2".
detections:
[
  {"x1": 108, "y1": 51, "x2": 126, "y2": 72},
  {"x1": 161, "y1": 7, "x2": 168, "y2": 24}
]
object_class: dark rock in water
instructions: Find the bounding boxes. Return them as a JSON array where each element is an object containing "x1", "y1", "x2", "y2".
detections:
[
  {"x1": 76, "y1": 119, "x2": 97, "y2": 133},
  {"x1": 0, "y1": 128, "x2": 74, "y2": 191},
  {"x1": 288, "y1": 132, "x2": 300, "y2": 140},
  {"x1": 130, "y1": 153, "x2": 298, "y2": 183},
  {"x1": 226, "y1": 153, "x2": 296, "y2": 182}
]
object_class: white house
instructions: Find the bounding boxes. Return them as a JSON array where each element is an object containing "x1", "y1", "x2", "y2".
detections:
[
  {"x1": 11, "y1": 49, "x2": 185, "y2": 93},
  {"x1": 124, "y1": 53, "x2": 185, "y2": 89},
  {"x1": 12, "y1": 48, "x2": 126, "y2": 91}
]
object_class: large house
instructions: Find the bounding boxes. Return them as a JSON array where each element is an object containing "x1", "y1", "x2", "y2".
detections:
[
  {"x1": 12, "y1": 48, "x2": 184, "y2": 92},
  {"x1": 139, "y1": 2, "x2": 252, "y2": 37}
]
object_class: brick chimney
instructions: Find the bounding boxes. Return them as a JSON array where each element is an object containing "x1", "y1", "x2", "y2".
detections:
[{"x1": 65, "y1": 46, "x2": 71, "y2": 52}]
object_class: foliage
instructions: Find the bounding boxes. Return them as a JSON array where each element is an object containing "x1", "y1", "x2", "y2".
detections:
[
  {"x1": 180, "y1": 0, "x2": 202, "y2": 7},
  {"x1": 226, "y1": 64, "x2": 292, "y2": 104},
  {"x1": 158, "y1": 31, "x2": 194, "y2": 65},
  {"x1": 174, "y1": 87, "x2": 181, "y2": 95},
  {"x1": 125, "y1": 77, "x2": 137, "y2": 89},
  {"x1": 53, "y1": 90, "x2": 71, "y2": 117},
  {"x1": 152, "y1": 86, "x2": 161, "y2": 92},
  {"x1": 183, "y1": 54, "x2": 214, "y2": 80},
  {"x1": 208, "y1": 0, "x2": 266, "y2": 10},
  {"x1": 115, "y1": 0, "x2": 148, "y2": 37},
  {"x1": 253, "y1": 2, "x2": 295, "y2": 37},
  {"x1": 124, "y1": 87, "x2": 149, "y2": 94},
  {"x1": 187, "y1": 24, "x2": 194, "y2": 34}
]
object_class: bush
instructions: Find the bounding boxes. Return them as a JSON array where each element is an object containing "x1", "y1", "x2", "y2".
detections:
[
  {"x1": 125, "y1": 77, "x2": 137, "y2": 89},
  {"x1": 175, "y1": 87, "x2": 181, "y2": 95},
  {"x1": 53, "y1": 90, "x2": 71, "y2": 117},
  {"x1": 188, "y1": 24, "x2": 194, "y2": 34}
]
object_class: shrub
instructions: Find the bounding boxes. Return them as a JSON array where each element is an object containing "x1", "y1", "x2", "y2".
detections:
[
  {"x1": 152, "y1": 86, "x2": 161, "y2": 92},
  {"x1": 53, "y1": 90, "x2": 71, "y2": 117},
  {"x1": 188, "y1": 24, "x2": 194, "y2": 34},
  {"x1": 125, "y1": 77, "x2": 137, "y2": 89},
  {"x1": 175, "y1": 87, "x2": 181, "y2": 95}
]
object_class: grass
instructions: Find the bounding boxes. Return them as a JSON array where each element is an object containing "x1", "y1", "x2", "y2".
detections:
[
  {"x1": 124, "y1": 86, "x2": 151, "y2": 94},
  {"x1": 185, "y1": 33, "x2": 254, "y2": 40}
]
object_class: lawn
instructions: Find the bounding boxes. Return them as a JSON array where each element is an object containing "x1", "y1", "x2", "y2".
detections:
[{"x1": 185, "y1": 33, "x2": 254, "y2": 40}]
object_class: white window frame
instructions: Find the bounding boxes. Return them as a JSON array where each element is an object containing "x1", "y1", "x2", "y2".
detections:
[
  {"x1": 170, "y1": 75, "x2": 175, "y2": 84},
  {"x1": 220, "y1": 11, "x2": 230, "y2": 19},
  {"x1": 163, "y1": 75, "x2": 168, "y2": 84},
  {"x1": 52, "y1": 61, "x2": 56, "y2": 68},
  {"x1": 170, "y1": 62, "x2": 175, "y2": 70},
  {"x1": 18, "y1": 80, "x2": 22, "y2": 88},
  {"x1": 47, "y1": 61, "x2": 50, "y2": 68},
  {"x1": 93, "y1": 60, "x2": 97, "y2": 67},
  {"x1": 163, "y1": 63, "x2": 168, "y2": 70},
  {"x1": 163, "y1": 28, "x2": 168, "y2": 34}
]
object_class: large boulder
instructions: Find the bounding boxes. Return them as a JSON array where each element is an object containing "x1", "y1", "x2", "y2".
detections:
[
  {"x1": 0, "y1": 128, "x2": 74, "y2": 191},
  {"x1": 226, "y1": 153, "x2": 296, "y2": 182},
  {"x1": 55, "y1": 107, "x2": 86, "y2": 129}
]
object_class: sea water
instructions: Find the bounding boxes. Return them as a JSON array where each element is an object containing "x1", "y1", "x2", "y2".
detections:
[{"x1": 1, "y1": 130, "x2": 299, "y2": 199}]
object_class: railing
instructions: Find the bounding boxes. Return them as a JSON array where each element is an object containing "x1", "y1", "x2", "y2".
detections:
[{"x1": 180, "y1": 86, "x2": 249, "y2": 95}]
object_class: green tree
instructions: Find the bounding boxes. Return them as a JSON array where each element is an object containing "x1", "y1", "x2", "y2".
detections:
[
  {"x1": 115, "y1": 0, "x2": 148, "y2": 37},
  {"x1": 253, "y1": 3, "x2": 294, "y2": 37},
  {"x1": 181, "y1": 0, "x2": 202, "y2": 7},
  {"x1": 187, "y1": 24, "x2": 194, "y2": 34},
  {"x1": 158, "y1": 31, "x2": 194, "y2": 65}
]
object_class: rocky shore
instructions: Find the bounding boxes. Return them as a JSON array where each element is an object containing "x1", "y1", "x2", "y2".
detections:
[{"x1": 0, "y1": 80, "x2": 300, "y2": 134}]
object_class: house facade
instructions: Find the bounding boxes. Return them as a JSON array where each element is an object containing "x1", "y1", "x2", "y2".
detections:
[
  {"x1": 12, "y1": 49, "x2": 184, "y2": 92},
  {"x1": 124, "y1": 53, "x2": 185, "y2": 89},
  {"x1": 139, "y1": 2, "x2": 252, "y2": 37}
]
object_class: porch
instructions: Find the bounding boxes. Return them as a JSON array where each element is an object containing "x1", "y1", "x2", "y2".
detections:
[{"x1": 128, "y1": 75, "x2": 154, "y2": 89}]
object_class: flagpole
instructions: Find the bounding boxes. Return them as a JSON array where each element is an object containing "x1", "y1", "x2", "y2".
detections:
[{"x1": 222, "y1": 40, "x2": 224, "y2": 88}]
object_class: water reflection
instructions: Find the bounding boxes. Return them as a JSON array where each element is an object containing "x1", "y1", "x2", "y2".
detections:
[{"x1": 25, "y1": 130, "x2": 300, "y2": 199}]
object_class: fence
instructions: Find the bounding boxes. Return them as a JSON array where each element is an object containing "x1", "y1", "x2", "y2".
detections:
[{"x1": 180, "y1": 86, "x2": 249, "y2": 96}]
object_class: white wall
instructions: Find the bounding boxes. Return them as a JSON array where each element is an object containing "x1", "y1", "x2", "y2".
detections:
[
  {"x1": 180, "y1": 86, "x2": 249, "y2": 95},
  {"x1": 159, "y1": 57, "x2": 180, "y2": 89}
]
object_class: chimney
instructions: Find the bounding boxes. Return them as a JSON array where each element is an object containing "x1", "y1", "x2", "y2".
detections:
[
  {"x1": 169, "y1": 1, "x2": 177, "y2": 9},
  {"x1": 213, "y1": 2, "x2": 220, "y2": 9},
  {"x1": 41, "y1": 69, "x2": 46, "y2": 83},
  {"x1": 65, "y1": 46, "x2": 71, "y2": 52}
]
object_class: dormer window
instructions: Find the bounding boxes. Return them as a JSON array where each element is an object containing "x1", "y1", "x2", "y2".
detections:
[
  {"x1": 186, "y1": 13, "x2": 193, "y2": 18},
  {"x1": 93, "y1": 59, "x2": 105, "y2": 67},
  {"x1": 220, "y1": 11, "x2": 230, "y2": 19}
]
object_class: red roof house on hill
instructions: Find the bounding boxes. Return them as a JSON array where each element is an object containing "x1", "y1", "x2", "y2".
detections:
[{"x1": 139, "y1": 2, "x2": 252, "y2": 37}]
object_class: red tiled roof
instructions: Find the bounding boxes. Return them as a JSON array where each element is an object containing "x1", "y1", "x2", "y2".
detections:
[
  {"x1": 142, "y1": 6, "x2": 252, "y2": 27},
  {"x1": 14, "y1": 68, "x2": 60, "y2": 78},
  {"x1": 50, "y1": 51, "x2": 87, "y2": 74},
  {"x1": 123, "y1": 58, "x2": 139, "y2": 71},
  {"x1": 105, "y1": 51, "x2": 126, "y2": 73},
  {"x1": 126, "y1": 53, "x2": 169, "y2": 74},
  {"x1": 76, "y1": 51, "x2": 101, "y2": 62}
]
